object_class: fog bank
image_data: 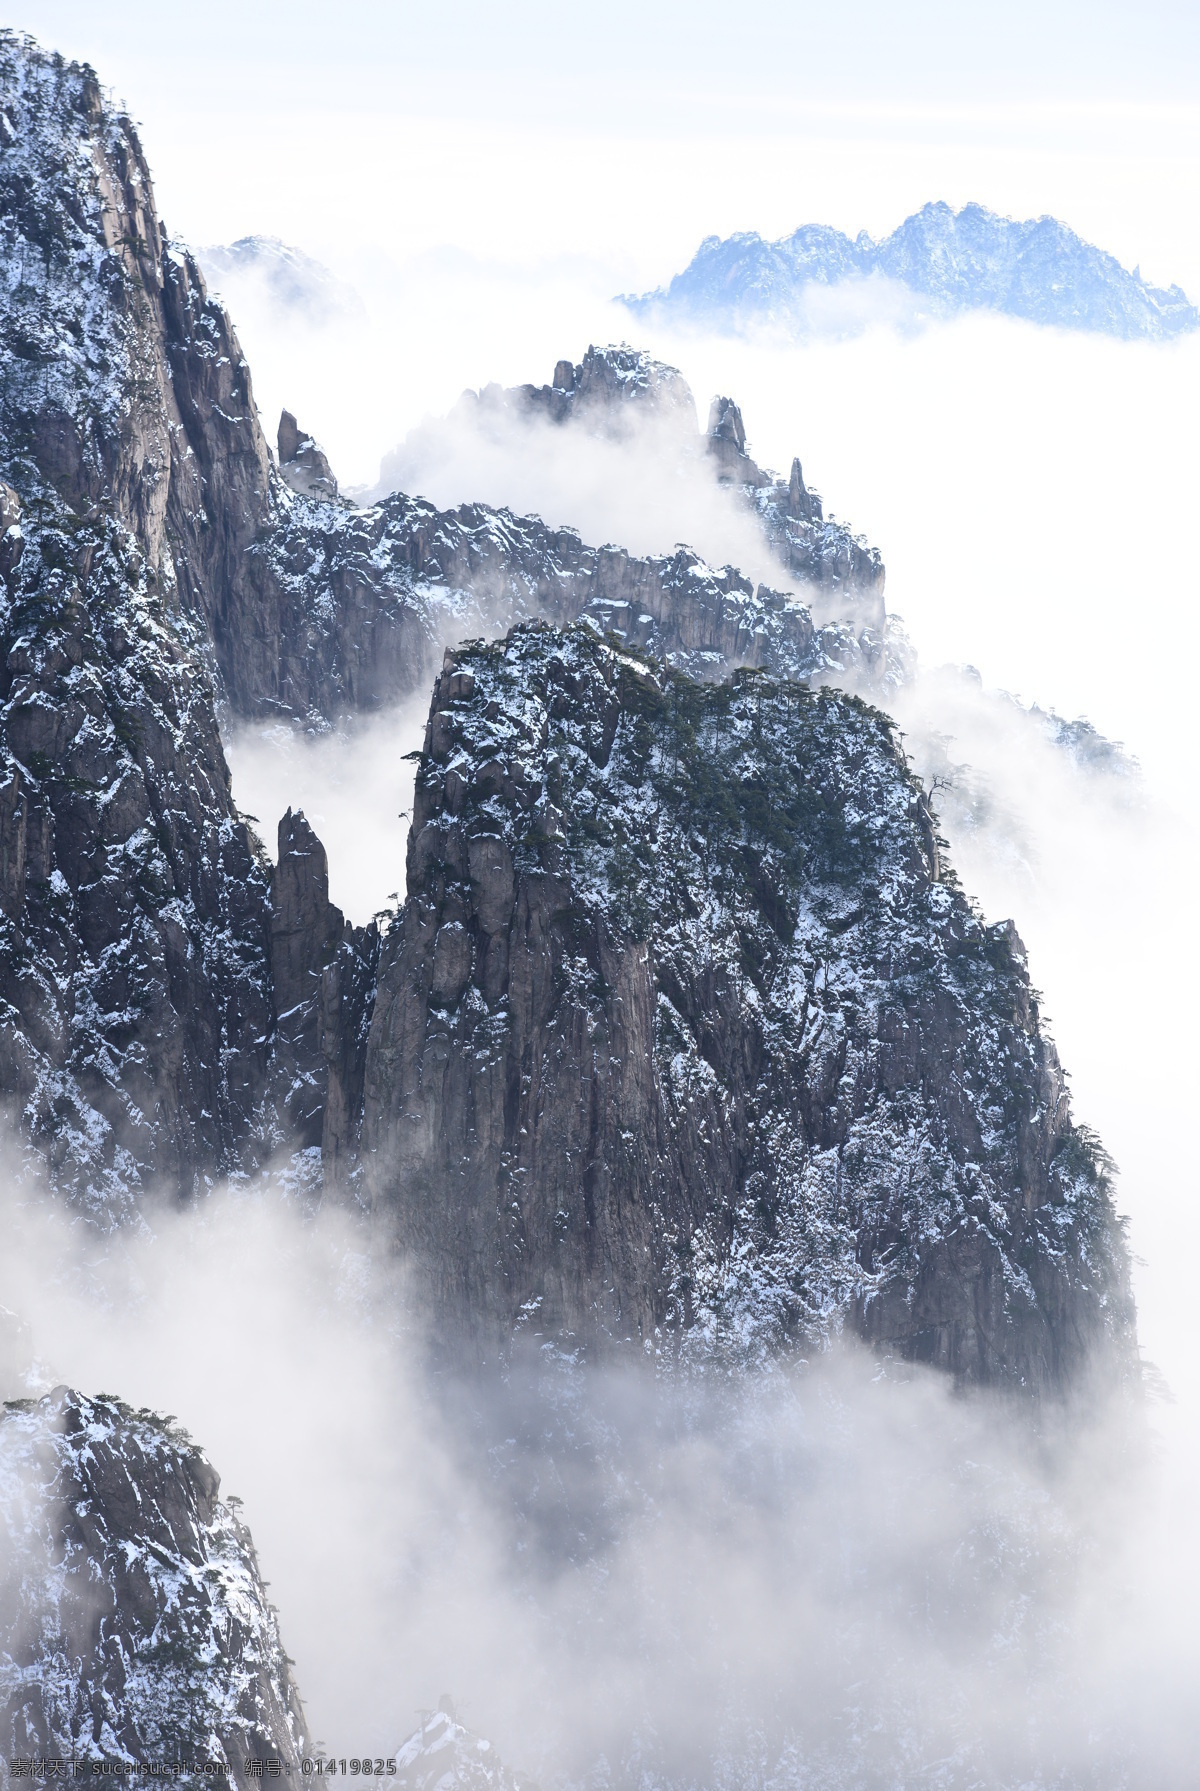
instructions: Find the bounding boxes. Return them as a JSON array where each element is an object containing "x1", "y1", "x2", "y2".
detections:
[{"x1": 1, "y1": 1176, "x2": 1194, "y2": 1787}]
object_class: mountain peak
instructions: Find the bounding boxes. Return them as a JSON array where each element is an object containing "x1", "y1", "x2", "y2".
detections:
[{"x1": 623, "y1": 201, "x2": 1199, "y2": 339}]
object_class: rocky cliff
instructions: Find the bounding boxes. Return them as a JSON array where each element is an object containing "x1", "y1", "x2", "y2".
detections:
[
  {"x1": 361, "y1": 623, "x2": 1132, "y2": 1387},
  {"x1": 0, "y1": 34, "x2": 896, "y2": 1210},
  {"x1": 0, "y1": 1387, "x2": 309, "y2": 1786},
  {"x1": 277, "y1": 408, "x2": 339, "y2": 502},
  {"x1": 268, "y1": 806, "x2": 378, "y2": 1172},
  {"x1": 0, "y1": 34, "x2": 284, "y2": 1209},
  {"x1": 373, "y1": 343, "x2": 887, "y2": 639},
  {"x1": 0, "y1": 29, "x2": 1133, "y2": 1398}
]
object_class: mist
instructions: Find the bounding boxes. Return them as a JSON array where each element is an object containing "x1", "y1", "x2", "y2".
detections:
[
  {"x1": 370, "y1": 396, "x2": 793, "y2": 584},
  {"x1": 217, "y1": 305, "x2": 1200, "y2": 1395},
  {"x1": 2, "y1": 1162, "x2": 1196, "y2": 1787},
  {"x1": 2, "y1": 99, "x2": 1192, "y2": 1779},
  {"x1": 226, "y1": 700, "x2": 427, "y2": 921}
]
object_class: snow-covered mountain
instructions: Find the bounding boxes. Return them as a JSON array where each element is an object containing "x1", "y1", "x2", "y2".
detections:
[
  {"x1": 0, "y1": 29, "x2": 1132, "y2": 1387},
  {"x1": 623, "y1": 200, "x2": 1200, "y2": 339},
  {"x1": 0, "y1": 1389, "x2": 309, "y2": 1783},
  {"x1": 0, "y1": 28, "x2": 1148, "y2": 1782},
  {"x1": 365, "y1": 621, "x2": 1133, "y2": 1383}
]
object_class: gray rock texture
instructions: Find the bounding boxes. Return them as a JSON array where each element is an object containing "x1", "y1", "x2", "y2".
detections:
[
  {"x1": 268, "y1": 806, "x2": 377, "y2": 1168},
  {"x1": 361, "y1": 624, "x2": 1133, "y2": 1388},
  {"x1": 0, "y1": 33, "x2": 278, "y2": 1211},
  {"x1": 0, "y1": 1387, "x2": 309, "y2": 1786},
  {"x1": 277, "y1": 409, "x2": 339, "y2": 502},
  {"x1": 371, "y1": 344, "x2": 887, "y2": 650}
]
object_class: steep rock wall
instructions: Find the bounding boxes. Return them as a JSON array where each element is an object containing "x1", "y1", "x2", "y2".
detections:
[
  {"x1": 267, "y1": 807, "x2": 378, "y2": 1172},
  {"x1": 362, "y1": 624, "x2": 1133, "y2": 1389},
  {"x1": 241, "y1": 488, "x2": 903, "y2": 729},
  {"x1": 0, "y1": 36, "x2": 279, "y2": 1208}
]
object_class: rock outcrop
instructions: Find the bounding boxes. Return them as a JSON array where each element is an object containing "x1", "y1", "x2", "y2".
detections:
[
  {"x1": 267, "y1": 807, "x2": 377, "y2": 1171},
  {"x1": 0, "y1": 1388, "x2": 309, "y2": 1785},
  {"x1": 277, "y1": 409, "x2": 339, "y2": 502},
  {"x1": 371, "y1": 345, "x2": 887, "y2": 648},
  {"x1": 504, "y1": 340, "x2": 700, "y2": 433},
  {"x1": 362, "y1": 624, "x2": 1133, "y2": 1388},
  {"x1": 696, "y1": 388, "x2": 881, "y2": 618}
]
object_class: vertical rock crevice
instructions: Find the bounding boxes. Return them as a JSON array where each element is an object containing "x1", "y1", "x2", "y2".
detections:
[{"x1": 267, "y1": 807, "x2": 378, "y2": 1171}]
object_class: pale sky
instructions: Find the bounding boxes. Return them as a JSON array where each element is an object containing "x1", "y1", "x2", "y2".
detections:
[
  {"x1": 10, "y1": 1, "x2": 1200, "y2": 293},
  {"x1": 13, "y1": 0, "x2": 1200, "y2": 109}
]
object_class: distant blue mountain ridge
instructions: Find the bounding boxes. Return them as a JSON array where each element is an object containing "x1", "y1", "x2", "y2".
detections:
[{"x1": 621, "y1": 201, "x2": 1198, "y2": 340}]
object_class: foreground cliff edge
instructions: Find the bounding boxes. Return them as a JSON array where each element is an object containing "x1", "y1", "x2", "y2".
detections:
[{"x1": 0, "y1": 1388, "x2": 309, "y2": 1783}]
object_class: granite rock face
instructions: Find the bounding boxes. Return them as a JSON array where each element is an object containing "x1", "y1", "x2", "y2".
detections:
[
  {"x1": 0, "y1": 34, "x2": 280, "y2": 1210},
  {"x1": 268, "y1": 807, "x2": 377, "y2": 1170},
  {"x1": 0, "y1": 1388, "x2": 309, "y2": 1786},
  {"x1": 362, "y1": 624, "x2": 1133, "y2": 1387},
  {"x1": 277, "y1": 409, "x2": 339, "y2": 502},
  {"x1": 370, "y1": 345, "x2": 887, "y2": 657}
]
